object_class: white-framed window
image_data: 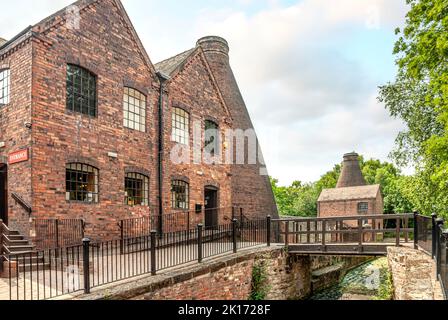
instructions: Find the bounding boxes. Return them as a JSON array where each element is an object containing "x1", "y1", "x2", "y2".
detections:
[
  {"x1": 123, "y1": 87, "x2": 146, "y2": 132},
  {"x1": 0, "y1": 69, "x2": 10, "y2": 106},
  {"x1": 172, "y1": 107, "x2": 190, "y2": 145}
]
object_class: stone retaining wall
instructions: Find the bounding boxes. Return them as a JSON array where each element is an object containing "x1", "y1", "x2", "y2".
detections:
[{"x1": 387, "y1": 246, "x2": 444, "y2": 300}]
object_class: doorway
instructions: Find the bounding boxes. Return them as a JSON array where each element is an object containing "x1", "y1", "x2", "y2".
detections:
[
  {"x1": 204, "y1": 187, "x2": 218, "y2": 229},
  {"x1": 0, "y1": 164, "x2": 7, "y2": 225}
]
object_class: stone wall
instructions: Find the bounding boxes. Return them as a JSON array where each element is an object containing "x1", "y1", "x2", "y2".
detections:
[{"x1": 387, "y1": 246, "x2": 444, "y2": 300}]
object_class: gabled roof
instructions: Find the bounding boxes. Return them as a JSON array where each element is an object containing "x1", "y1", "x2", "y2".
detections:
[
  {"x1": 1, "y1": 0, "x2": 158, "y2": 77},
  {"x1": 155, "y1": 48, "x2": 195, "y2": 76},
  {"x1": 318, "y1": 184, "x2": 381, "y2": 202},
  {"x1": 155, "y1": 46, "x2": 233, "y2": 120}
]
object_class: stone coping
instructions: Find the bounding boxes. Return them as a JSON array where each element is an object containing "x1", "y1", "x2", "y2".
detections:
[{"x1": 56, "y1": 245, "x2": 285, "y2": 300}]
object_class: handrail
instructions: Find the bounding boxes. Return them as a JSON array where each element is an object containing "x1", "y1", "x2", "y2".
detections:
[
  {"x1": 272, "y1": 213, "x2": 413, "y2": 222},
  {"x1": 11, "y1": 192, "x2": 32, "y2": 214}
]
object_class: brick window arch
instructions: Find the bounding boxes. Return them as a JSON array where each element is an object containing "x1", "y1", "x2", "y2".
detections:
[
  {"x1": 0, "y1": 68, "x2": 10, "y2": 106},
  {"x1": 66, "y1": 64, "x2": 97, "y2": 117},
  {"x1": 66, "y1": 163, "x2": 99, "y2": 203}
]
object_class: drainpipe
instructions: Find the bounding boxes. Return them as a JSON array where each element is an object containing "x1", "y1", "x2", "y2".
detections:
[{"x1": 156, "y1": 72, "x2": 169, "y2": 236}]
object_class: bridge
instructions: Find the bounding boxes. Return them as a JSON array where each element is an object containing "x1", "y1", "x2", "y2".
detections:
[{"x1": 271, "y1": 213, "x2": 416, "y2": 256}]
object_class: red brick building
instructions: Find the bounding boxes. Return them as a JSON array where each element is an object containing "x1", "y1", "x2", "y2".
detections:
[
  {"x1": 0, "y1": 0, "x2": 278, "y2": 243},
  {"x1": 318, "y1": 153, "x2": 383, "y2": 229}
]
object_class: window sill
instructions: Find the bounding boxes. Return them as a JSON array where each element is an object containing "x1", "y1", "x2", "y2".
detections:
[{"x1": 66, "y1": 200, "x2": 100, "y2": 205}]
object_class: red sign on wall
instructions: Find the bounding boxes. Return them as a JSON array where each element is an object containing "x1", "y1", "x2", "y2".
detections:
[{"x1": 8, "y1": 149, "x2": 29, "y2": 165}]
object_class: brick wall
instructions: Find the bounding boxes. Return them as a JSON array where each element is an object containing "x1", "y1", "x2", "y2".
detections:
[
  {"x1": 30, "y1": 0, "x2": 159, "y2": 240},
  {"x1": 197, "y1": 37, "x2": 279, "y2": 220},
  {"x1": 142, "y1": 249, "x2": 311, "y2": 301},
  {"x1": 318, "y1": 195, "x2": 384, "y2": 229},
  {"x1": 0, "y1": 38, "x2": 34, "y2": 237},
  {"x1": 161, "y1": 49, "x2": 233, "y2": 227}
]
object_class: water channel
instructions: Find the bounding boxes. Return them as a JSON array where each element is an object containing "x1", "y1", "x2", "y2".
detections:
[{"x1": 309, "y1": 258, "x2": 393, "y2": 300}]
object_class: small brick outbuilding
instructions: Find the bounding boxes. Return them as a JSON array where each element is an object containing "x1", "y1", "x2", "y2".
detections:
[{"x1": 318, "y1": 153, "x2": 384, "y2": 229}]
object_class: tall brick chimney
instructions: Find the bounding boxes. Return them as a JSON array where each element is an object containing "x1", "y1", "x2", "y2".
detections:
[
  {"x1": 196, "y1": 36, "x2": 279, "y2": 219},
  {"x1": 336, "y1": 152, "x2": 366, "y2": 188}
]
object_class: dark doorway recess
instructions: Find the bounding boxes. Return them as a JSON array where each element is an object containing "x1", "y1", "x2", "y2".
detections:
[{"x1": 204, "y1": 187, "x2": 218, "y2": 229}]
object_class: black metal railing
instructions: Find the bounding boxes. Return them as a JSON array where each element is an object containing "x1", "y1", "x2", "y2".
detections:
[
  {"x1": 4, "y1": 245, "x2": 84, "y2": 300},
  {"x1": 415, "y1": 213, "x2": 433, "y2": 254},
  {"x1": 119, "y1": 211, "x2": 191, "y2": 240},
  {"x1": 430, "y1": 215, "x2": 448, "y2": 299},
  {"x1": 6, "y1": 216, "x2": 270, "y2": 300},
  {"x1": 34, "y1": 219, "x2": 85, "y2": 250}
]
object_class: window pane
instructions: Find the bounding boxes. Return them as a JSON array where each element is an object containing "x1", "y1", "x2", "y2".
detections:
[
  {"x1": 66, "y1": 163, "x2": 99, "y2": 203},
  {"x1": 123, "y1": 87, "x2": 146, "y2": 132},
  {"x1": 172, "y1": 108, "x2": 190, "y2": 145},
  {"x1": 171, "y1": 180, "x2": 189, "y2": 210},
  {"x1": 125, "y1": 173, "x2": 149, "y2": 206},
  {"x1": 66, "y1": 64, "x2": 97, "y2": 117},
  {"x1": 0, "y1": 69, "x2": 10, "y2": 105}
]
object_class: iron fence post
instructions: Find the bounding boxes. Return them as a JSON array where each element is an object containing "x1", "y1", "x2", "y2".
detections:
[
  {"x1": 82, "y1": 238, "x2": 91, "y2": 294},
  {"x1": 55, "y1": 219, "x2": 60, "y2": 248},
  {"x1": 436, "y1": 218, "x2": 444, "y2": 276},
  {"x1": 232, "y1": 219, "x2": 238, "y2": 253},
  {"x1": 198, "y1": 224, "x2": 203, "y2": 263},
  {"x1": 151, "y1": 230, "x2": 157, "y2": 275},
  {"x1": 413, "y1": 212, "x2": 419, "y2": 250},
  {"x1": 267, "y1": 216, "x2": 271, "y2": 247},
  {"x1": 120, "y1": 220, "x2": 124, "y2": 255},
  {"x1": 432, "y1": 213, "x2": 438, "y2": 258},
  {"x1": 81, "y1": 220, "x2": 86, "y2": 239}
]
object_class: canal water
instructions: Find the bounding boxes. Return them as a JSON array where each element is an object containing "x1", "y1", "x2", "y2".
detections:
[{"x1": 309, "y1": 258, "x2": 392, "y2": 300}]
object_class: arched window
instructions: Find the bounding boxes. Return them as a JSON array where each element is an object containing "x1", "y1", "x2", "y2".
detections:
[
  {"x1": 66, "y1": 163, "x2": 99, "y2": 203},
  {"x1": 205, "y1": 120, "x2": 219, "y2": 157},
  {"x1": 123, "y1": 87, "x2": 146, "y2": 132},
  {"x1": 66, "y1": 64, "x2": 97, "y2": 116},
  {"x1": 171, "y1": 180, "x2": 189, "y2": 210},
  {"x1": 172, "y1": 107, "x2": 190, "y2": 145},
  {"x1": 125, "y1": 172, "x2": 149, "y2": 206},
  {"x1": 0, "y1": 69, "x2": 10, "y2": 106}
]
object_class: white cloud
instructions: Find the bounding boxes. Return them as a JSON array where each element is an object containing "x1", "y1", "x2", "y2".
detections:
[
  {"x1": 0, "y1": 0, "x2": 410, "y2": 186},
  {"x1": 192, "y1": 0, "x2": 409, "y2": 185}
]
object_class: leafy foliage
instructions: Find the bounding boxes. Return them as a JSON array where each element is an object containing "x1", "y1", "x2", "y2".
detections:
[
  {"x1": 378, "y1": 0, "x2": 448, "y2": 218},
  {"x1": 249, "y1": 260, "x2": 269, "y2": 300},
  {"x1": 271, "y1": 156, "x2": 414, "y2": 217}
]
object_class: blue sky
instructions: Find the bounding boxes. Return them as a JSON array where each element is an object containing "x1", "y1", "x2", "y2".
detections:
[{"x1": 0, "y1": 0, "x2": 410, "y2": 185}]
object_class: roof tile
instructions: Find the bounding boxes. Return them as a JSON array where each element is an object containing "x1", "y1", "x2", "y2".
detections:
[{"x1": 318, "y1": 184, "x2": 380, "y2": 202}]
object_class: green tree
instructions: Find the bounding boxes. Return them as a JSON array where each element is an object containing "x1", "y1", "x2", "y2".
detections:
[
  {"x1": 271, "y1": 156, "x2": 414, "y2": 217},
  {"x1": 378, "y1": 0, "x2": 448, "y2": 217}
]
